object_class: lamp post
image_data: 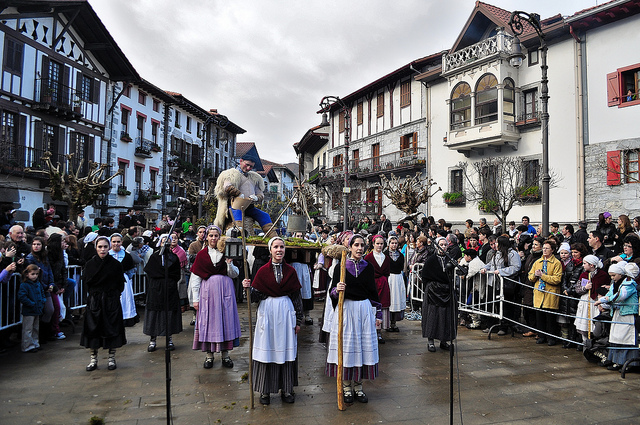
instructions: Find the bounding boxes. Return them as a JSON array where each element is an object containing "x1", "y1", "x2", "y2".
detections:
[
  {"x1": 509, "y1": 11, "x2": 550, "y2": 237},
  {"x1": 319, "y1": 96, "x2": 350, "y2": 232},
  {"x1": 197, "y1": 114, "x2": 229, "y2": 218}
]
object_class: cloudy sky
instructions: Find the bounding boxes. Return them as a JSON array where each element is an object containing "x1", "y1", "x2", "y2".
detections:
[{"x1": 90, "y1": 0, "x2": 598, "y2": 165}]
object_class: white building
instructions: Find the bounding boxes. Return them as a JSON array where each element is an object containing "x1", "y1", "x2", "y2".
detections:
[{"x1": 0, "y1": 0, "x2": 138, "y2": 225}]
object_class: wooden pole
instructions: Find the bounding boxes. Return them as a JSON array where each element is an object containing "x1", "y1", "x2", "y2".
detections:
[
  {"x1": 587, "y1": 272, "x2": 592, "y2": 340},
  {"x1": 241, "y1": 206, "x2": 255, "y2": 409},
  {"x1": 337, "y1": 250, "x2": 347, "y2": 411}
]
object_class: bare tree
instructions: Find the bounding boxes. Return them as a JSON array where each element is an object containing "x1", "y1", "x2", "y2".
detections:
[
  {"x1": 28, "y1": 151, "x2": 122, "y2": 222},
  {"x1": 380, "y1": 172, "x2": 441, "y2": 222},
  {"x1": 459, "y1": 156, "x2": 558, "y2": 227}
]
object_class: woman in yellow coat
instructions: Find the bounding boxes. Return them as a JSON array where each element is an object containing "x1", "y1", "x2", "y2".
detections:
[{"x1": 528, "y1": 239, "x2": 563, "y2": 346}]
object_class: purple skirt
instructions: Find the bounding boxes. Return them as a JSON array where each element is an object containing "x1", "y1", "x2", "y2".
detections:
[{"x1": 192, "y1": 274, "x2": 241, "y2": 351}]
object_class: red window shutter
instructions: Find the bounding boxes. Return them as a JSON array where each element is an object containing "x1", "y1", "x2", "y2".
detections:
[
  {"x1": 607, "y1": 150, "x2": 621, "y2": 186},
  {"x1": 607, "y1": 72, "x2": 620, "y2": 107}
]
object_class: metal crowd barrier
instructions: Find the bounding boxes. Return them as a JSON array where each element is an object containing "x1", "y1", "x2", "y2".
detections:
[
  {"x1": 0, "y1": 273, "x2": 21, "y2": 331},
  {"x1": 1, "y1": 265, "x2": 148, "y2": 331}
]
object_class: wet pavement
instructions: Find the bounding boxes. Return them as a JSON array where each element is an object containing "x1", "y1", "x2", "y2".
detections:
[{"x1": 1, "y1": 302, "x2": 640, "y2": 425}]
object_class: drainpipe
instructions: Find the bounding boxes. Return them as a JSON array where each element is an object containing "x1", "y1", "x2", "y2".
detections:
[
  {"x1": 570, "y1": 24, "x2": 586, "y2": 221},
  {"x1": 162, "y1": 103, "x2": 170, "y2": 218}
]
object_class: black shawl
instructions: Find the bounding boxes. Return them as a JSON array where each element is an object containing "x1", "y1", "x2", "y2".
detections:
[
  {"x1": 330, "y1": 260, "x2": 380, "y2": 308},
  {"x1": 82, "y1": 254, "x2": 125, "y2": 295}
]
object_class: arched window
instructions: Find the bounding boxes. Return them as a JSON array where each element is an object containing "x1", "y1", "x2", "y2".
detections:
[
  {"x1": 503, "y1": 78, "x2": 515, "y2": 122},
  {"x1": 450, "y1": 82, "x2": 471, "y2": 130},
  {"x1": 475, "y1": 74, "x2": 498, "y2": 124}
]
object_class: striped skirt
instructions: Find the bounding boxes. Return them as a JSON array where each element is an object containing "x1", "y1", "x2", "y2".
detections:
[{"x1": 252, "y1": 358, "x2": 298, "y2": 394}]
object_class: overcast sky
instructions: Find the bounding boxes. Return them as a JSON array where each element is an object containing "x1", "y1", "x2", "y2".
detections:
[{"x1": 90, "y1": 0, "x2": 598, "y2": 165}]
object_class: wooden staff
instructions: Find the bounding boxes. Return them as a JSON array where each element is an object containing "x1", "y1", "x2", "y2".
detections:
[
  {"x1": 241, "y1": 204, "x2": 255, "y2": 409},
  {"x1": 587, "y1": 272, "x2": 592, "y2": 340},
  {"x1": 337, "y1": 250, "x2": 347, "y2": 411}
]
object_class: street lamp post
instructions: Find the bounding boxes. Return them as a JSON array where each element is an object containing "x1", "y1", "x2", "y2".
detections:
[
  {"x1": 509, "y1": 11, "x2": 550, "y2": 237},
  {"x1": 319, "y1": 96, "x2": 350, "y2": 232}
]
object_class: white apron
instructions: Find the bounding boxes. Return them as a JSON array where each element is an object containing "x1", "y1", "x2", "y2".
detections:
[
  {"x1": 388, "y1": 272, "x2": 406, "y2": 313},
  {"x1": 327, "y1": 299, "x2": 379, "y2": 368},
  {"x1": 253, "y1": 296, "x2": 297, "y2": 364},
  {"x1": 120, "y1": 274, "x2": 137, "y2": 320}
]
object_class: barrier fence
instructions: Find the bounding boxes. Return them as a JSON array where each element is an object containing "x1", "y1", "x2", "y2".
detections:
[
  {"x1": 0, "y1": 265, "x2": 148, "y2": 332},
  {"x1": 408, "y1": 264, "x2": 640, "y2": 376}
]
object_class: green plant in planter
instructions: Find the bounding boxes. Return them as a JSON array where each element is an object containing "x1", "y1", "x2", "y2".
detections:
[
  {"x1": 117, "y1": 188, "x2": 131, "y2": 196},
  {"x1": 151, "y1": 194, "x2": 162, "y2": 200},
  {"x1": 442, "y1": 191, "x2": 464, "y2": 204},
  {"x1": 516, "y1": 185, "x2": 540, "y2": 199},
  {"x1": 479, "y1": 199, "x2": 499, "y2": 212}
]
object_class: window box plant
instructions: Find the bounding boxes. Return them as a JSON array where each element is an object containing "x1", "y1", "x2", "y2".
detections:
[
  {"x1": 516, "y1": 185, "x2": 541, "y2": 202},
  {"x1": 117, "y1": 187, "x2": 131, "y2": 196},
  {"x1": 151, "y1": 194, "x2": 162, "y2": 200},
  {"x1": 479, "y1": 199, "x2": 499, "y2": 212},
  {"x1": 442, "y1": 191, "x2": 465, "y2": 206},
  {"x1": 120, "y1": 133, "x2": 132, "y2": 143},
  {"x1": 150, "y1": 143, "x2": 161, "y2": 152}
]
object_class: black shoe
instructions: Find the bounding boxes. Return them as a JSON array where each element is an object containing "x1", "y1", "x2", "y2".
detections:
[
  {"x1": 607, "y1": 363, "x2": 621, "y2": 371},
  {"x1": 536, "y1": 337, "x2": 547, "y2": 344},
  {"x1": 377, "y1": 335, "x2": 385, "y2": 344},
  {"x1": 108, "y1": 359, "x2": 117, "y2": 370},
  {"x1": 547, "y1": 339, "x2": 557, "y2": 347},
  {"x1": 304, "y1": 318, "x2": 313, "y2": 325},
  {"x1": 343, "y1": 389, "x2": 354, "y2": 404},
  {"x1": 222, "y1": 357, "x2": 233, "y2": 368},
  {"x1": 281, "y1": 392, "x2": 295, "y2": 403},
  {"x1": 259, "y1": 393, "x2": 270, "y2": 405},
  {"x1": 562, "y1": 341, "x2": 574, "y2": 349},
  {"x1": 203, "y1": 358, "x2": 213, "y2": 369},
  {"x1": 190, "y1": 317, "x2": 196, "y2": 326},
  {"x1": 148, "y1": 341, "x2": 157, "y2": 352},
  {"x1": 167, "y1": 341, "x2": 175, "y2": 351},
  {"x1": 439, "y1": 341, "x2": 451, "y2": 351},
  {"x1": 428, "y1": 343, "x2": 436, "y2": 352},
  {"x1": 86, "y1": 362, "x2": 97, "y2": 372},
  {"x1": 354, "y1": 390, "x2": 368, "y2": 403}
]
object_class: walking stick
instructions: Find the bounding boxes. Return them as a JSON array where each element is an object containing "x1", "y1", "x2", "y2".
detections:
[
  {"x1": 337, "y1": 250, "x2": 347, "y2": 411},
  {"x1": 587, "y1": 272, "x2": 592, "y2": 340},
  {"x1": 239, "y1": 202, "x2": 255, "y2": 409}
]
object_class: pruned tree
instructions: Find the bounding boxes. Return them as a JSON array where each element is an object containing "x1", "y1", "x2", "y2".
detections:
[
  {"x1": 27, "y1": 151, "x2": 122, "y2": 222},
  {"x1": 459, "y1": 156, "x2": 559, "y2": 227},
  {"x1": 380, "y1": 172, "x2": 441, "y2": 222}
]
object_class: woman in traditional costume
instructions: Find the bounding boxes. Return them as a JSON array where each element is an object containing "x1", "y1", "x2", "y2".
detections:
[
  {"x1": 386, "y1": 236, "x2": 406, "y2": 332},
  {"x1": 422, "y1": 237, "x2": 456, "y2": 352},
  {"x1": 191, "y1": 225, "x2": 241, "y2": 369},
  {"x1": 81, "y1": 236, "x2": 126, "y2": 371},
  {"x1": 243, "y1": 236, "x2": 302, "y2": 405},
  {"x1": 326, "y1": 234, "x2": 381, "y2": 404},
  {"x1": 109, "y1": 233, "x2": 137, "y2": 327},
  {"x1": 364, "y1": 234, "x2": 390, "y2": 343},
  {"x1": 143, "y1": 234, "x2": 183, "y2": 352}
]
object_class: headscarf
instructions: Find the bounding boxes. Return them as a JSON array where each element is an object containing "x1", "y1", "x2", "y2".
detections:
[
  {"x1": 156, "y1": 233, "x2": 170, "y2": 248},
  {"x1": 94, "y1": 236, "x2": 111, "y2": 249},
  {"x1": 558, "y1": 242, "x2": 571, "y2": 253},
  {"x1": 608, "y1": 261, "x2": 627, "y2": 276},
  {"x1": 625, "y1": 262, "x2": 640, "y2": 278},
  {"x1": 110, "y1": 233, "x2": 123, "y2": 240},
  {"x1": 268, "y1": 236, "x2": 284, "y2": 252},
  {"x1": 84, "y1": 232, "x2": 98, "y2": 244},
  {"x1": 583, "y1": 255, "x2": 602, "y2": 269}
]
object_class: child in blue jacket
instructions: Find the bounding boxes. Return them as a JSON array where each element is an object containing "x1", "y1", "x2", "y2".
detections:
[{"x1": 18, "y1": 264, "x2": 46, "y2": 353}]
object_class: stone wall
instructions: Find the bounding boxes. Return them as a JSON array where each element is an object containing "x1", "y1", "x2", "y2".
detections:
[{"x1": 584, "y1": 139, "x2": 640, "y2": 220}]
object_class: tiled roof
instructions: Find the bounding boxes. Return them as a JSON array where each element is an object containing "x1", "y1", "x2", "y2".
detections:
[
  {"x1": 570, "y1": 0, "x2": 620, "y2": 17},
  {"x1": 477, "y1": 1, "x2": 561, "y2": 37}
]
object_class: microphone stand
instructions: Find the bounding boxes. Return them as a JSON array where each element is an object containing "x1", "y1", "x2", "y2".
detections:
[
  {"x1": 424, "y1": 233, "x2": 467, "y2": 425},
  {"x1": 159, "y1": 198, "x2": 189, "y2": 425}
]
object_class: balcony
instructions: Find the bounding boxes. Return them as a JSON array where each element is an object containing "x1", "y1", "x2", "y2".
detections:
[
  {"x1": 33, "y1": 78, "x2": 84, "y2": 120},
  {"x1": 446, "y1": 120, "x2": 520, "y2": 157},
  {"x1": 350, "y1": 148, "x2": 426, "y2": 180},
  {"x1": 0, "y1": 142, "x2": 77, "y2": 177},
  {"x1": 442, "y1": 30, "x2": 520, "y2": 75},
  {"x1": 515, "y1": 111, "x2": 541, "y2": 128},
  {"x1": 306, "y1": 165, "x2": 324, "y2": 184},
  {"x1": 133, "y1": 189, "x2": 151, "y2": 206},
  {"x1": 134, "y1": 137, "x2": 153, "y2": 158}
]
